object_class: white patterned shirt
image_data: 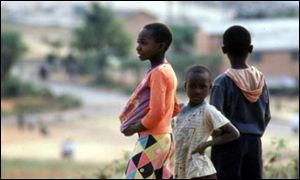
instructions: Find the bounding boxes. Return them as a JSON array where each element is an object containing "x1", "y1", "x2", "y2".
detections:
[{"x1": 173, "y1": 101, "x2": 230, "y2": 179}]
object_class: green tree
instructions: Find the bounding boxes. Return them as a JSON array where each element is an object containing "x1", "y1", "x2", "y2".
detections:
[
  {"x1": 170, "y1": 25, "x2": 196, "y2": 54},
  {"x1": 1, "y1": 30, "x2": 26, "y2": 82},
  {"x1": 72, "y1": 3, "x2": 132, "y2": 83},
  {"x1": 172, "y1": 53, "x2": 223, "y2": 91},
  {"x1": 47, "y1": 39, "x2": 63, "y2": 64}
]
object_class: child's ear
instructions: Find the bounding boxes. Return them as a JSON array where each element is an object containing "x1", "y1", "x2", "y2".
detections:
[
  {"x1": 159, "y1": 42, "x2": 166, "y2": 52},
  {"x1": 222, "y1": 46, "x2": 227, "y2": 54},
  {"x1": 249, "y1": 45, "x2": 253, "y2": 53}
]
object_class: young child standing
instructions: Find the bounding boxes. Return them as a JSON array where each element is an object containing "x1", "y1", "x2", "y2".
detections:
[
  {"x1": 210, "y1": 25, "x2": 271, "y2": 179},
  {"x1": 119, "y1": 23, "x2": 180, "y2": 179},
  {"x1": 173, "y1": 65, "x2": 240, "y2": 179}
]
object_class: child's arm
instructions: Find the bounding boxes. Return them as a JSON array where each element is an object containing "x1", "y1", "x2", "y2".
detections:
[
  {"x1": 209, "y1": 84, "x2": 226, "y2": 114},
  {"x1": 123, "y1": 69, "x2": 168, "y2": 136},
  {"x1": 192, "y1": 123, "x2": 240, "y2": 155},
  {"x1": 264, "y1": 84, "x2": 271, "y2": 126},
  {"x1": 123, "y1": 122, "x2": 147, "y2": 136},
  {"x1": 172, "y1": 97, "x2": 180, "y2": 117},
  {"x1": 140, "y1": 69, "x2": 168, "y2": 129}
]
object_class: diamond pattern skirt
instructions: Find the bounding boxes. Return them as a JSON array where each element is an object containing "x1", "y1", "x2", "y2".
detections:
[{"x1": 125, "y1": 133, "x2": 175, "y2": 179}]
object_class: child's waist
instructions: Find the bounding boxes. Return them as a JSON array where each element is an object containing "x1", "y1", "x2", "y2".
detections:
[{"x1": 139, "y1": 125, "x2": 172, "y2": 136}]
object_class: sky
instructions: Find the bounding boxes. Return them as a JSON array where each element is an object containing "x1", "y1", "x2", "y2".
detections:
[{"x1": 1, "y1": 1, "x2": 236, "y2": 22}]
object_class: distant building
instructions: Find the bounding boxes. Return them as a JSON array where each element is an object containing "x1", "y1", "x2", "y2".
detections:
[
  {"x1": 115, "y1": 10, "x2": 158, "y2": 53},
  {"x1": 116, "y1": 10, "x2": 158, "y2": 38},
  {"x1": 1, "y1": 2, "x2": 82, "y2": 28},
  {"x1": 195, "y1": 18, "x2": 299, "y2": 81}
]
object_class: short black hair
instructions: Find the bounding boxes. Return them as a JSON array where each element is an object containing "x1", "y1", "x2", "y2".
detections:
[
  {"x1": 143, "y1": 23, "x2": 172, "y2": 52},
  {"x1": 185, "y1": 64, "x2": 212, "y2": 82},
  {"x1": 223, "y1": 25, "x2": 251, "y2": 56}
]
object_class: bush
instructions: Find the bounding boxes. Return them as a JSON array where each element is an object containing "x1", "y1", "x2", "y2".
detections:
[
  {"x1": 269, "y1": 86, "x2": 299, "y2": 96},
  {"x1": 58, "y1": 94, "x2": 82, "y2": 110},
  {"x1": 1, "y1": 76, "x2": 81, "y2": 115},
  {"x1": 1, "y1": 30, "x2": 27, "y2": 81},
  {"x1": 95, "y1": 152, "x2": 130, "y2": 179},
  {"x1": 1, "y1": 75, "x2": 52, "y2": 98},
  {"x1": 263, "y1": 138, "x2": 299, "y2": 179},
  {"x1": 94, "y1": 138, "x2": 299, "y2": 179},
  {"x1": 172, "y1": 53, "x2": 223, "y2": 91}
]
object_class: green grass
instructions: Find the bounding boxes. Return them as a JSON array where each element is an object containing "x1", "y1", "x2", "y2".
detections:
[
  {"x1": 1, "y1": 95, "x2": 81, "y2": 117},
  {"x1": 263, "y1": 138, "x2": 299, "y2": 179},
  {"x1": 2, "y1": 138, "x2": 299, "y2": 179},
  {"x1": 1, "y1": 158, "x2": 101, "y2": 179}
]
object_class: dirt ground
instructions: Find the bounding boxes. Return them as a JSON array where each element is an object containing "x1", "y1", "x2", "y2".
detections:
[
  {"x1": 1, "y1": 115, "x2": 137, "y2": 164},
  {"x1": 1, "y1": 96, "x2": 299, "y2": 179},
  {"x1": 1, "y1": 110, "x2": 298, "y2": 164}
]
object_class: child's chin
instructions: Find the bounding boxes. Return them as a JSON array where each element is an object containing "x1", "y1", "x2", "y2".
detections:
[
  {"x1": 138, "y1": 56, "x2": 147, "y2": 61},
  {"x1": 191, "y1": 99, "x2": 204, "y2": 104}
]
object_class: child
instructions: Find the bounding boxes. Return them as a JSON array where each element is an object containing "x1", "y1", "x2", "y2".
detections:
[
  {"x1": 119, "y1": 23, "x2": 180, "y2": 179},
  {"x1": 173, "y1": 65, "x2": 240, "y2": 179},
  {"x1": 210, "y1": 25, "x2": 271, "y2": 179}
]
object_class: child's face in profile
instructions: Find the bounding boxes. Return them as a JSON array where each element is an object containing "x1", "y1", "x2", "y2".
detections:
[
  {"x1": 136, "y1": 28, "x2": 161, "y2": 61},
  {"x1": 185, "y1": 72, "x2": 211, "y2": 105}
]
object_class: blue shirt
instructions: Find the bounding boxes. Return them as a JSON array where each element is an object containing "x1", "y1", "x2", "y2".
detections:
[{"x1": 209, "y1": 74, "x2": 271, "y2": 136}]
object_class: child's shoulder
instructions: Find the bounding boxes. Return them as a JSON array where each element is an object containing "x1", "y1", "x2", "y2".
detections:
[
  {"x1": 179, "y1": 102, "x2": 207, "y2": 115},
  {"x1": 151, "y1": 63, "x2": 174, "y2": 78},
  {"x1": 212, "y1": 73, "x2": 233, "y2": 87},
  {"x1": 214, "y1": 73, "x2": 229, "y2": 83},
  {"x1": 156, "y1": 63, "x2": 173, "y2": 72},
  {"x1": 204, "y1": 104, "x2": 230, "y2": 124},
  {"x1": 205, "y1": 103, "x2": 218, "y2": 111},
  {"x1": 204, "y1": 103, "x2": 223, "y2": 116},
  {"x1": 179, "y1": 104, "x2": 188, "y2": 113}
]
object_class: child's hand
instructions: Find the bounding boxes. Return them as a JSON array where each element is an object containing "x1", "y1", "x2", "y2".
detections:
[
  {"x1": 192, "y1": 142, "x2": 208, "y2": 155},
  {"x1": 123, "y1": 122, "x2": 146, "y2": 136},
  {"x1": 123, "y1": 124, "x2": 138, "y2": 136}
]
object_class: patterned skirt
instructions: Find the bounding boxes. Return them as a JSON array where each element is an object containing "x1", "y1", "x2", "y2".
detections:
[{"x1": 125, "y1": 133, "x2": 175, "y2": 179}]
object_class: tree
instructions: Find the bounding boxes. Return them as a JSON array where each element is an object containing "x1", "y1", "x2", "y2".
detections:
[
  {"x1": 172, "y1": 53, "x2": 223, "y2": 91},
  {"x1": 170, "y1": 25, "x2": 196, "y2": 55},
  {"x1": 1, "y1": 30, "x2": 26, "y2": 82},
  {"x1": 72, "y1": 3, "x2": 132, "y2": 83}
]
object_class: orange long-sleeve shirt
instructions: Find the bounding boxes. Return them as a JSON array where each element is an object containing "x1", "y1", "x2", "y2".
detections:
[{"x1": 140, "y1": 62, "x2": 180, "y2": 136}]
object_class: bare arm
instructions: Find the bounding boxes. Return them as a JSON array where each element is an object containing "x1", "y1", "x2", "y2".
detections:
[
  {"x1": 192, "y1": 123, "x2": 240, "y2": 154},
  {"x1": 123, "y1": 122, "x2": 147, "y2": 136}
]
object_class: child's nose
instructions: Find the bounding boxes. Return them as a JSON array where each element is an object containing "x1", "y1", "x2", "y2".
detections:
[
  {"x1": 136, "y1": 45, "x2": 141, "y2": 52},
  {"x1": 195, "y1": 88, "x2": 202, "y2": 94}
]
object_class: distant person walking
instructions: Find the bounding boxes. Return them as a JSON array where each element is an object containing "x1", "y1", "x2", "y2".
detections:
[
  {"x1": 61, "y1": 138, "x2": 75, "y2": 160},
  {"x1": 39, "y1": 64, "x2": 48, "y2": 80}
]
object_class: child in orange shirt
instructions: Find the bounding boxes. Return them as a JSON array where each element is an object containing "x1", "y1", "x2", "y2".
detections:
[{"x1": 119, "y1": 23, "x2": 179, "y2": 179}]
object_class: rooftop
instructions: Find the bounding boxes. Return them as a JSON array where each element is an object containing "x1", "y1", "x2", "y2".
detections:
[{"x1": 198, "y1": 18, "x2": 299, "y2": 51}]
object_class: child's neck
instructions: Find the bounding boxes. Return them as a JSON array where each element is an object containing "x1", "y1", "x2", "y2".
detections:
[
  {"x1": 231, "y1": 63, "x2": 249, "y2": 69},
  {"x1": 188, "y1": 100, "x2": 204, "y2": 108},
  {"x1": 229, "y1": 57, "x2": 249, "y2": 69},
  {"x1": 149, "y1": 54, "x2": 165, "y2": 68}
]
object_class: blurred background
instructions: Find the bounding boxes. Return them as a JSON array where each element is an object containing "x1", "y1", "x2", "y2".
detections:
[{"x1": 1, "y1": 1, "x2": 299, "y2": 179}]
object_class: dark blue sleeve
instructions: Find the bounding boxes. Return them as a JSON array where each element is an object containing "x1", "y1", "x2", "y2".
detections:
[
  {"x1": 209, "y1": 84, "x2": 226, "y2": 115},
  {"x1": 264, "y1": 83, "x2": 271, "y2": 126}
]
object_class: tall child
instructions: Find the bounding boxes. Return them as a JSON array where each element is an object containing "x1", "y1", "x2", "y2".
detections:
[
  {"x1": 119, "y1": 23, "x2": 180, "y2": 179},
  {"x1": 210, "y1": 25, "x2": 271, "y2": 179}
]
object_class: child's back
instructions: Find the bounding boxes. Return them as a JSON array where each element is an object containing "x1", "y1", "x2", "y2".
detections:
[
  {"x1": 210, "y1": 25, "x2": 271, "y2": 179},
  {"x1": 210, "y1": 67, "x2": 270, "y2": 135}
]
